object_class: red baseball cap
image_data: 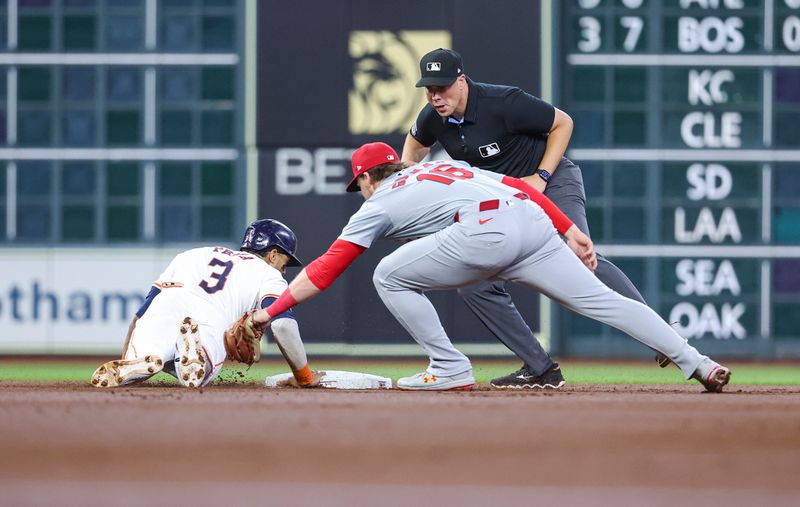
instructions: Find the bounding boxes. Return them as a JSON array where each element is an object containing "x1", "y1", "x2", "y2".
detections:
[{"x1": 346, "y1": 142, "x2": 400, "y2": 192}]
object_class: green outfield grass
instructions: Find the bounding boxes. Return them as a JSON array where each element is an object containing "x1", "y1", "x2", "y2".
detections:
[{"x1": 0, "y1": 359, "x2": 798, "y2": 386}]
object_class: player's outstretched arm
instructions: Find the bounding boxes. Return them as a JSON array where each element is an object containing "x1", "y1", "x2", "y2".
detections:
[
  {"x1": 252, "y1": 238, "x2": 363, "y2": 387},
  {"x1": 251, "y1": 238, "x2": 366, "y2": 339},
  {"x1": 246, "y1": 270, "x2": 323, "y2": 387},
  {"x1": 252, "y1": 269, "x2": 320, "y2": 329},
  {"x1": 269, "y1": 317, "x2": 324, "y2": 388}
]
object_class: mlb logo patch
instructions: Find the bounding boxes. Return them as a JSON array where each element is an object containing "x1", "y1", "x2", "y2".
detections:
[
  {"x1": 479, "y1": 143, "x2": 500, "y2": 157},
  {"x1": 426, "y1": 62, "x2": 441, "y2": 71}
]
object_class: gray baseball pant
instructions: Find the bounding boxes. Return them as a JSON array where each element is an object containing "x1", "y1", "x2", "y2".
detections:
[
  {"x1": 373, "y1": 199, "x2": 705, "y2": 379},
  {"x1": 457, "y1": 157, "x2": 646, "y2": 375}
]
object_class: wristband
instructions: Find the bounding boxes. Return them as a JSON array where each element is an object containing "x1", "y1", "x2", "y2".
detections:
[{"x1": 536, "y1": 169, "x2": 551, "y2": 182}]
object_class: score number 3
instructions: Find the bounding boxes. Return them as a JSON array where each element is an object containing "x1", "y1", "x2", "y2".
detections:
[{"x1": 578, "y1": 0, "x2": 644, "y2": 53}]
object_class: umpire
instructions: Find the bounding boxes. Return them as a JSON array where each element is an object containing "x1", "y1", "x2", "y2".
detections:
[{"x1": 402, "y1": 48, "x2": 655, "y2": 389}]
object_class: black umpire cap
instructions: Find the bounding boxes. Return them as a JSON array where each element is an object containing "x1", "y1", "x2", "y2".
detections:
[{"x1": 415, "y1": 48, "x2": 464, "y2": 87}]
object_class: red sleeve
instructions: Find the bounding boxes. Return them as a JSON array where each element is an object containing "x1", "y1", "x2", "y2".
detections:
[
  {"x1": 501, "y1": 176, "x2": 573, "y2": 235},
  {"x1": 264, "y1": 239, "x2": 366, "y2": 319},
  {"x1": 264, "y1": 290, "x2": 298, "y2": 319},
  {"x1": 305, "y1": 239, "x2": 366, "y2": 290}
]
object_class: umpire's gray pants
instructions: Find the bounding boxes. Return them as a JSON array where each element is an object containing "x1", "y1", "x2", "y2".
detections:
[
  {"x1": 373, "y1": 200, "x2": 705, "y2": 378},
  {"x1": 458, "y1": 157, "x2": 645, "y2": 374}
]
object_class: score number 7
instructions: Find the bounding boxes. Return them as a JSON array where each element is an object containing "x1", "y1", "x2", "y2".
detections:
[
  {"x1": 577, "y1": 0, "x2": 644, "y2": 54},
  {"x1": 579, "y1": 16, "x2": 643, "y2": 52}
]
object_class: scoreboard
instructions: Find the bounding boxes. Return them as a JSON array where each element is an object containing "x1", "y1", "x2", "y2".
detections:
[{"x1": 554, "y1": 0, "x2": 800, "y2": 358}]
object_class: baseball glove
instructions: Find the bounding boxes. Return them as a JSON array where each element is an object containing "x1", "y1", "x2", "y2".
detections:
[{"x1": 223, "y1": 312, "x2": 263, "y2": 365}]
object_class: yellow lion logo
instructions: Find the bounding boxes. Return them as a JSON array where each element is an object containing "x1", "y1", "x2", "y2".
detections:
[{"x1": 349, "y1": 31, "x2": 451, "y2": 135}]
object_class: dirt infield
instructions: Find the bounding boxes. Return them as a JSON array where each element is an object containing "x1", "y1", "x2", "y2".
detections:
[{"x1": 1, "y1": 382, "x2": 799, "y2": 506}]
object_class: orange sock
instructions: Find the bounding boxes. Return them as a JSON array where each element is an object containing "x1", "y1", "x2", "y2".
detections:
[{"x1": 293, "y1": 364, "x2": 313, "y2": 386}]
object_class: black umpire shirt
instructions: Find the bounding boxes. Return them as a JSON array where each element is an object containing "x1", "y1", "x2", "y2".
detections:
[{"x1": 410, "y1": 77, "x2": 555, "y2": 179}]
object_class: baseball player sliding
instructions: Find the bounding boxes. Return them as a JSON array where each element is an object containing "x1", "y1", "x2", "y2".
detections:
[
  {"x1": 91, "y1": 219, "x2": 324, "y2": 388},
  {"x1": 243, "y1": 143, "x2": 731, "y2": 392}
]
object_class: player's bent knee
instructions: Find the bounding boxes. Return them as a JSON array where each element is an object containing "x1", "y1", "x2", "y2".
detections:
[{"x1": 372, "y1": 259, "x2": 393, "y2": 291}]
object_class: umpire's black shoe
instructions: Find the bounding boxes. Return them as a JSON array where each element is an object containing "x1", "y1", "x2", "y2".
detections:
[{"x1": 490, "y1": 364, "x2": 566, "y2": 390}]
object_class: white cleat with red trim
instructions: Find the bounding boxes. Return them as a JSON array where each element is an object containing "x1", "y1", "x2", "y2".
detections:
[
  {"x1": 692, "y1": 358, "x2": 732, "y2": 393},
  {"x1": 396, "y1": 370, "x2": 475, "y2": 391},
  {"x1": 176, "y1": 317, "x2": 208, "y2": 388}
]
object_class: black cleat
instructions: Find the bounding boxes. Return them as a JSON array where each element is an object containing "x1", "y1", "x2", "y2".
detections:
[{"x1": 490, "y1": 364, "x2": 565, "y2": 390}]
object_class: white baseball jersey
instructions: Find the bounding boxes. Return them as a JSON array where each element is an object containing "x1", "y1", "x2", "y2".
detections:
[
  {"x1": 153, "y1": 246, "x2": 287, "y2": 322},
  {"x1": 126, "y1": 247, "x2": 287, "y2": 377},
  {"x1": 338, "y1": 160, "x2": 553, "y2": 247}
]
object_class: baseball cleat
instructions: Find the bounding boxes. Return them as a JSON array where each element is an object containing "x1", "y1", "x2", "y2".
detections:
[
  {"x1": 176, "y1": 317, "x2": 207, "y2": 388},
  {"x1": 90, "y1": 355, "x2": 164, "y2": 388},
  {"x1": 396, "y1": 370, "x2": 475, "y2": 391},
  {"x1": 490, "y1": 364, "x2": 565, "y2": 390},
  {"x1": 691, "y1": 358, "x2": 732, "y2": 393}
]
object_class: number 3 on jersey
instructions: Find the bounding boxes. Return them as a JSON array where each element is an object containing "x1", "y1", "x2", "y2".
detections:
[{"x1": 199, "y1": 258, "x2": 233, "y2": 294}]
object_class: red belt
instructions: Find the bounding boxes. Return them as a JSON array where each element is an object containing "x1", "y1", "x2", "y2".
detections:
[
  {"x1": 479, "y1": 199, "x2": 499, "y2": 212},
  {"x1": 480, "y1": 193, "x2": 529, "y2": 209},
  {"x1": 454, "y1": 194, "x2": 528, "y2": 222}
]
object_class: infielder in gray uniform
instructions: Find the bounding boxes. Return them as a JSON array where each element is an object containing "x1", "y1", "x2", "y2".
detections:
[
  {"x1": 248, "y1": 142, "x2": 732, "y2": 393},
  {"x1": 403, "y1": 48, "x2": 668, "y2": 389}
]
